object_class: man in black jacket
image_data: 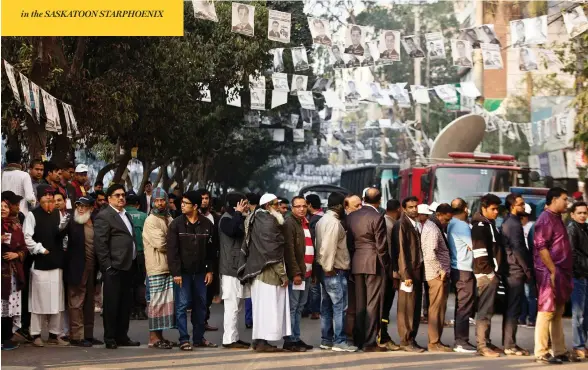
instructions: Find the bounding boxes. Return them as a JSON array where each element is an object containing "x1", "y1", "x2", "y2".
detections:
[
  {"x1": 568, "y1": 201, "x2": 588, "y2": 358},
  {"x1": 500, "y1": 193, "x2": 532, "y2": 356},
  {"x1": 218, "y1": 193, "x2": 250, "y2": 349},
  {"x1": 304, "y1": 194, "x2": 323, "y2": 320},
  {"x1": 66, "y1": 197, "x2": 103, "y2": 347},
  {"x1": 94, "y1": 184, "x2": 140, "y2": 349},
  {"x1": 167, "y1": 191, "x2": 216, "y2": 351},
  {"x1": 471, "y1": 193, "x2": 504, "y2": 357}
]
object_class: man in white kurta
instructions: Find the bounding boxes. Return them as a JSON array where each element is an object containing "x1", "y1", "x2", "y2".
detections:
[{"x1": 23, "y1": 185, "x2": 69, "y2": 347}]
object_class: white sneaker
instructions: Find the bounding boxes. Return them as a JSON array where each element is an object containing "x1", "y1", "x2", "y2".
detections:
[
  {"x1": 469, "y1": 318, "x2": 476, "y2": 326},
  {"x1": 454, "y1": 343, "x2": 477, "y2": 353},
  {"x1": 332, "y1": 343, "x2": 358, "y2": 352},
  {"x1": 319, "y1": 343, "x2": 333, "y2": 350}
]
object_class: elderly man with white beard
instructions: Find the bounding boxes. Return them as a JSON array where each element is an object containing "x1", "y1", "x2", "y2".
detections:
[
  {"x1": 238, "y1": 193, "x2": 290, "y2": 352},
  {"x1": 65, "y1": 197, "x2": 103, "y2": 347}
]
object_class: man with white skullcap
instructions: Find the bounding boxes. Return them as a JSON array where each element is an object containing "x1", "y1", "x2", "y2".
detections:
[{"x1": 238, "y1": 193, "x2": 291, "y2": 352}]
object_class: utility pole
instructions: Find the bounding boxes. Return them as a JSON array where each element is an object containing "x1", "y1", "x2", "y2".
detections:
[
  {"x1": 414, "y1": 6, "x2": 422, "y2": 137},
  {"x1": 473, "y1": 1, "x2": 487, "y2": 153}
]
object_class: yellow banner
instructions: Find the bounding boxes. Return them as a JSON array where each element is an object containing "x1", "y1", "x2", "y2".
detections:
[{"x1": 2, "y1": 0, "x2": 184, "y2": 36}]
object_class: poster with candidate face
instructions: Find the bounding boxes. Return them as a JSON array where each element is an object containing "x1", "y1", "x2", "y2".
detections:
[
  {"x1": 272, "y1": 73, "x2": 289, "y2": 91},
  {"x1": 329, "y1": 44, "x2": 346, "y2": 69},
  {"x1": 344, "y1": 24, "x2": 367, "y2": 56},
  {"x1": 377, "y1": 30, "x2": 401, "y2": 64},
  {"x1": 475, "y1": 24, "x2": 500, "y2": 46},
  {"x1": 292, "y1": 47, "x2": 309, "y2": 72},
  {"x1": 402, "y1": 35, "x2": 425, "y2": 59},
  {"x1": 271, "y1": 48, "x2": 285, "y2": 72},
  {"x1": 192, "y1": 0, "x2": 218, "y2": 22},
  {"x1": 268, "y1": 10, "x2": 291, "y2": 43},
  {"x1": 481, "y1": 43, "x2": 503, "y2": 70},
  {"x1": 425, "y1": 32, "x2": 446, "y2": 60},
  {"x1": 451, "y1": 39, "x2": 473, "y2": 67},
  {"x1": 518, "y1": 47, "x2": 538, "y2": 71},
  {"x1": 290, "y1": 74, "x2": 308, "y2": 95},
  {"x1": 308, "y1": 18, "x2": 332, "y2": 46},
  {"x1": 231, "y1": 3, "x2": 255, "y2": 37},
  {"x1": 250, "y1": 88, "x2": 265, "y2": 110}
]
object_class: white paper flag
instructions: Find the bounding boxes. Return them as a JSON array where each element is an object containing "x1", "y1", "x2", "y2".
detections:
[
  {"x1": 30, "y1": 81, "x2": 41, "y2": 121},
  {"x1": 271, "y1": 90, "x2": 288, "y2": 109},
  {"x1": 410, "y1": 85, "x2": 430, "y2": 104},
  {"x1": 459, "y1": 82, "x2": 481, "y2": 98},
  {"x1": 251, "y1": 88, "x2": 265, "y2": 110},
  {"x1": 62, "y1": 102, "x2": 79, "y2": 137},
  {"x1": 434, "y1": 84, "x2": 458, "y2": 104},
  {"x1": 297, "y1": 91, "x2": 315, "y2": 110},
  {"x1": 293, "y1": 128, "x2": 305, "y2": 142},
  {"x1": 19, "y1": 73, "x2": 33, "y2": 116},
  {"x1": 226, "y1": 86, "x2": 242, "y2": 107},
  {"x1": 563, "y1": 7, "x2": 588, "y2": 39},
  {"x1": 323, "y1": 90, "x2": 344, "y2": 109},
  {"x1": 192, "y1": 0, "x2": 218, "y2": 22},
  {"x1": 41, "y1": 89, "x2": 61, "y2": 133},
  {"x1": 4, "y1": 61, "x2": 21, "y2": 104},
  {"x1": 272, "y1": 128, "x2": 285, "y2": 142}
]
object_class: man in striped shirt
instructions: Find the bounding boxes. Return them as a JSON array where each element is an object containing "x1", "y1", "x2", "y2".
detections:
[{"x1": 283, "y1": 196, "x2": 314, "y2": 352}]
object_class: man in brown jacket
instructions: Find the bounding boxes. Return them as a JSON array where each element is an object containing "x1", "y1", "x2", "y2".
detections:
[
  {"x1": 346, "y1": 188, "x2": 391, "y2": 352},
  {"x1": 283, "y1": 196, "x2": 314, "y2": 352},
  {"x1": 396, "y1": 196, "x2": 425, "y2": 353}
]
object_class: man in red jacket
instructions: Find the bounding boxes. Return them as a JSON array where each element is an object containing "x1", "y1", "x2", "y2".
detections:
[{"x1": 70, "y1": 164, "x2": 89, "y2": 203}]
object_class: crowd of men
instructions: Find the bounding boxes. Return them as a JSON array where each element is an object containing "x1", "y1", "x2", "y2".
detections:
[{"x1": 2, "y1": 149, "x2": 588, "y2": 366}]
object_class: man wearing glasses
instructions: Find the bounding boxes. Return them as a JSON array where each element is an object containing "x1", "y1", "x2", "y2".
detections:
[
  {"x1": 94, "y1": 184, "x2": 140, "y2": 349},
  {"x1": 500, "y1": 193, "x2": 532, "y2": 356},
  {"x1": 283, "y1": 196, "x2": 314, "y2": 352}
]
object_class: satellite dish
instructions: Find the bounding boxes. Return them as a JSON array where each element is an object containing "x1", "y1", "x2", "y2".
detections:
[{"x1": 430, "y1": 114, "x2": 486, "y2": 159}]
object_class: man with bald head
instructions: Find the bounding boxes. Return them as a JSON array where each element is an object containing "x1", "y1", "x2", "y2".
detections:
[
  {"x1": 346, "y1": 188, "x2": 391, "y2": 352},
  {"x1": 343, "y1": 193, "x2": 362, "y2": 340},
  {"x1": 345, "y1": 195, "x2": 362, "y2": 215}
]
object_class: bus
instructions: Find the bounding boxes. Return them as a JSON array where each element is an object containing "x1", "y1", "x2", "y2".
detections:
[{"x1": 340, "y1": 164, "x2": 400, "y2": 204}]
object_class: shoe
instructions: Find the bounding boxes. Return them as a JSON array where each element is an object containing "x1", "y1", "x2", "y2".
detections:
[
  {"x1": 469, "y1": 318, "x2": 476, "y2": 326},
  {"x1": 363, "y1": 345, "x2": 388, "y2": 352},
  {"x1": 517, "y1": 320, "x2": 526, "y2": 327},
  {"x1": 297, "y1": 340, "x2": 313, "y2": 350},
  {"x1": 32, "y1": 337, "x2": 44, "y2": 347},
  {"x1": 222, "y1": 341, "x2": 249, "y2": 349},
  {"x1": 47, "y1": 336, "x2": 70, "y2": 346},
  {"x1": 194, "y1": 339, "x2": 218, "y2": 348},
  {"x1": 13, "y1": 328, "x2": 33, "y2": 343},
  {"x1": 117, "y1": 338, "x2": 140, "y2": 346},
  {"x1": 332, "y1": 343, "x2": 358, "y2": 352},
  {"x1": 487, "y1": 343, "x2": 504, "y2": 354},
  {"x1": 70, "y1": 339, "x2": 92, "y2": 347},
  {"x1": 137, "y1": 311, "x2": 148, "y2": 320},
  {"x1": 245, "y1": 323, "x2": 253, "y2": 329},
  {"x1": 1, "y1": 340, "x2": 19, "y2": 351},
  {"x1": 105, "y1": 340, "x2": 118, "y2": 349},
  {"x1": 61, "y1": 335, "x2": 70, "y2": 342},
  {"x1": 378, "y1": 340, "x2": 400, "y2": 351},
  {"x1": 428, "y1": 342, "x2": 453, "y2": 353},
  {"x1": 527, "y1": 322, "x2": 535, "y2": 328},
  {"x1": 504, "y1": 345, "x2": 530, "y2": 356},
  {"x1": 555, "y1": 352, "x2": 581, "y2": 363},
  {"x1": 444, "y1": 320, "x2": 455, "y2": 327},
  {"x1": 86, "y1": 338, "x2": 104, "y2": 345},
  {"x1": 94, "y1": 306, "x2": 102, "y2": 313},
  {"x1": 453, "y1": 342, "x2": 477, "y2": 353},
  {"x1": 283, "y1": 341, "x2": 307, "y2": 352},
  {"x1": 400, "y1": 343, "x2": 426, "y2": 353},
  {"x1": 320, "y1": 342, "x2": 333, "y2": 350},
  {"x1": 535, "y1": 353, "x2": 563, "y2": 364},
  {"x1": 255, "y1": 340, "x2": 284, "y2": 352},
  {"x1": 205, "y1": 323, "x2": 218, "y2": 331},
  {"x1": 310, "y1": 312, "x2": 320, "y2": 320},
  {"x1": 574, "y1": 348, "x2": 587, "y2": 359},
  {"x1": 420, "y1": 316, "x2": 428, "y2": 324},
  {"x1": 478, "y1": 347, "x2": 501, "y2": 357}
]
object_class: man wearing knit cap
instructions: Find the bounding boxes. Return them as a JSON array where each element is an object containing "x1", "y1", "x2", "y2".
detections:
[
  {"x1": 142, "y1": 187, "x2": 176, "y2": 349},
  {"x1": 167, "y1": 191, "x2": 216, "y2": 351},
  {"x1": 238, "y1": 193, "x2": 291, "y2": 352}
]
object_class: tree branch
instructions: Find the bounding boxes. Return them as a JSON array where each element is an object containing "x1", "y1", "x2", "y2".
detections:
[{"x1": 68, "y1": 37, "x2": 87, "y2": 80}]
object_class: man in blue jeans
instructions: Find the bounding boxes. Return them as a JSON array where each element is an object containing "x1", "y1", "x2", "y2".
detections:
[
  {"x1": 567, "y1": 201, "x2": 588, "y2": 359},
  {"x1": 167, "y1": 191, "x2": 217, "y2": 351},
  {"x1": 315, "y1": 192, "x2": 357, "y2": 352}
]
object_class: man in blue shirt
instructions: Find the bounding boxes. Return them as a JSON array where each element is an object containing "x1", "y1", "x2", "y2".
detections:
[{"x1": 447, "y1": 198, "x2": 476, "y2": 353}]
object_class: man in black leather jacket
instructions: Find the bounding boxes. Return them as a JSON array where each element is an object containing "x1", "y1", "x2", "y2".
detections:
[
  {"x1": 500, "y1": 193, "x2": 532, "y2": 356},
  {"x1": 568, "y1": 201, "x2": 588, "y2": 358}
]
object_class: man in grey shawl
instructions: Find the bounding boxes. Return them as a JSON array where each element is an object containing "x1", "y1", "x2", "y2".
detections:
[{"x1": 238, "y1": 193, "x2": 290, "y2": 352}]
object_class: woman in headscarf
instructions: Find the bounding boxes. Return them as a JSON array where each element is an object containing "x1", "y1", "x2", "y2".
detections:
[
  {"x1": 1, "y1": 197, "x2": 28, "y2": 350},
  {"x1": 142, "y1": 188, "x2": 176, "y2": 349}
]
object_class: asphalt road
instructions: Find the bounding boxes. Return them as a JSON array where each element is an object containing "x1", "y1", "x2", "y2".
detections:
[{"x1": 1, "y1": 293, "x2": 581, "y2": 370}]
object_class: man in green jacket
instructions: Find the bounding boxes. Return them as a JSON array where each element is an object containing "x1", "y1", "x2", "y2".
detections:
[{"x1": 125, "y1": 194, "x2": 148, "y2": 320}]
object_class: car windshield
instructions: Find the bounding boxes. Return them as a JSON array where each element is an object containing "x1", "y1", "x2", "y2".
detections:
[{"x1": 433, "y1": 167, "x2": 517, "y2": 203}]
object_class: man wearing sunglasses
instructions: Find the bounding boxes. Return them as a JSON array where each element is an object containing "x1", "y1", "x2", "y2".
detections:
[{"x1": 94, "y1": 184, "x2": 140, "y2": 349}]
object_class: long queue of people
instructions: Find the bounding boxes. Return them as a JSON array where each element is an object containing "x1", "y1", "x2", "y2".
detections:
[{"x1": 1, "y1": 151, "x2": 587, "y2": 365}]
